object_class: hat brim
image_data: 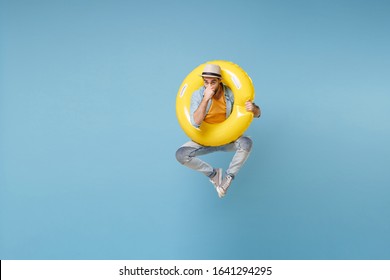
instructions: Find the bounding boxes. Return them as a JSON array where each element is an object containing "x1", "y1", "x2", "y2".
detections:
[{"x1": 200, "y1": 74, "x2": 222, "y2": 79}]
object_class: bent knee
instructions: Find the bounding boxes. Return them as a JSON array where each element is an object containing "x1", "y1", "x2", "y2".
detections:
[
  {"x1": 237, "y1": 136, "x2": 253, "y2": 152},
  {"x1": 175, "y1": 147, "x2": 194, "y2": 164}
]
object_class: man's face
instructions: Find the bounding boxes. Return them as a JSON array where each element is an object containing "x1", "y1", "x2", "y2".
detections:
[{"x1": 203, "y1": 77, "x2": 221, "y2": 93}]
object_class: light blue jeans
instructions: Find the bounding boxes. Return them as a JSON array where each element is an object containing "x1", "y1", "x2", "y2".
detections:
[{"x1": 175, "y1": 136, "x2": 253, "y2": 178}]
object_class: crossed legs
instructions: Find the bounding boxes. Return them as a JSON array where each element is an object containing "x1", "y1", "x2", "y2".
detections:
[{"x1": 175, "y1": 136, "x2": 253, "y2": 179}]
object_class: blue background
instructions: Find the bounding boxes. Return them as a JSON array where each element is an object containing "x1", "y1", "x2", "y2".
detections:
[{"x1": 1, "y1": 0, "x2": 389, "y2": 259}]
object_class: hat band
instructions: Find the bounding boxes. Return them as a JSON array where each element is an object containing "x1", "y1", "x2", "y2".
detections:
[{"x1": 202, "y1": 72, "x2": 221, "y2": 78}]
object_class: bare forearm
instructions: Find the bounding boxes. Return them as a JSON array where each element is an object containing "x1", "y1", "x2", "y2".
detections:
[{"x1": 193, "y1": 99, "x2": 209, "y2": 125}]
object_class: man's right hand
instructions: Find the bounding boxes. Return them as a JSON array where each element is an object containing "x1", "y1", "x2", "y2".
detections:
[{"x1": 203, "y1": 86, "x2": 215, "y2": 101}]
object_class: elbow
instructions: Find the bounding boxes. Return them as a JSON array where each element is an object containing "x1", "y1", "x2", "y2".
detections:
[
  {"x1": 193, "y1": 118, "x2": 202, "y2": 127},
  {"x1": 192, "y1": 113, "x2": 204, "y2": 127},
  {"x1": 190, "y1": 115, "x2": 201, "y2": 128},
  {"x1": 192, "y1": 119, "x2": 201, "y2": 128}
]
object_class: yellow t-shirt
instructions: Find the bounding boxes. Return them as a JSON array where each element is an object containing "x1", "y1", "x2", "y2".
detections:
[{"x1": 204, "y1": 94, "x2": 226, "y2": 124}]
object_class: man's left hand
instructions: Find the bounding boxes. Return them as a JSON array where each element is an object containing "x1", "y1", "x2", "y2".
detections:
[
  {"x1": 245, "y1": 101, "x2": 255, "y2": 112},
  {"x1": 245, "y1": 101, "x2": 261, "y2": 118}
]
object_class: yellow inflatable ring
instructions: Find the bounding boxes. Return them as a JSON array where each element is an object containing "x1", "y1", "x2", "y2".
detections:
[{"x1": 176, "y1": 60, "x2": 255, "y2": 146}]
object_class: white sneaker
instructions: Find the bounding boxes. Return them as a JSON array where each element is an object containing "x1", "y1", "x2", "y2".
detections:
[
  {"x1": 216, "y1": 186, "x2": 226, "y2": 198},
  {"x1": 209, "y1": 168, "x2": 224, "y2": 198},
  {"x1": 221, "y1": 174, "x2": 233, "y2": 194}
]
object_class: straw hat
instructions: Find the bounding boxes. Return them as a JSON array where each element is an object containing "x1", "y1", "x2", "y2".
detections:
[{"x1": 201, "y1": 64, "x2": 222, "y2": 79}]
